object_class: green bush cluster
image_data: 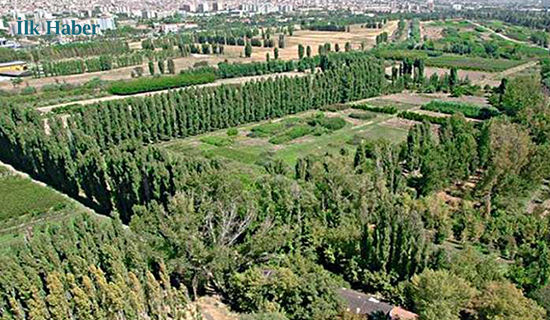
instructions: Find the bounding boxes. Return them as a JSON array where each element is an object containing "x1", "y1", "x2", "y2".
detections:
[
  {"x1": 422, "y1": 100, "x2": 500, "y2": 120},
  {"x1": 319, "y1": 104, "x2": 350, "y2": 112},
  {"x1": 269, "y1": 125, "x2": 313, "y2": 144},
  {"x1": 348, "y1": 112, "x2": 377, "y2": 120},
  {"x1": 398, "y1": 111, "x2": 447, "y2": 125},
  {"x1": 227, "y1": 128, "x2": 239, "y2": 136},
  {"x1": 352, "y1": 103, "x2": 398, "y2": 114},
  {"x1": 309, "y1": 116, "x2": 347, "y2": 131},
  {"x1": 250, "y1": 123, "x2": 286, "y2": 138}
]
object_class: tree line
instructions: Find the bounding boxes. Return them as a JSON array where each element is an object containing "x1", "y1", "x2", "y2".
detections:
[
  {"x1": 0, "y1": 213, "x2": 202, "y2": 319},
  {"x1": 29, "y1": 40, "x2": 131, "y2": 62},
  {"x1": 32, "y1": 53, "x2": 144, "y2": 78}
]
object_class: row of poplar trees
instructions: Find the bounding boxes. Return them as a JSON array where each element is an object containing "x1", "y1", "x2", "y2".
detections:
[{"x1": 30, "y1": 40, "x2": 131, "y2": 62}]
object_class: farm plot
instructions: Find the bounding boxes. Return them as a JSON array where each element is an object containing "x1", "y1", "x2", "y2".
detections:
[
  {"x1": 0, "y1": 166, "x2": 71, "y2": 224},
  {"x1": 0, "y1": 164, "x2": 79, "y2": 250},
  {"x1": 425, "y1": 55, "x2": 525, "y2": 72},
  {"x1": 161, "y1": 109, "x2": 407, "y2": 169}
]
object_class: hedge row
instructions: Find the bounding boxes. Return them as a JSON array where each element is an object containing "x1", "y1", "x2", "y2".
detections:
[
  {"x1": 421, "y1": 100, "x2": 500, "y2": 120},
  {"x1": 398, "y1": 111, "x2": 447, "y2": 125},
  {"x1": 108, "y1": 72, "x2": 217, "y2": 95},
  {"x1": 352, "y1": 103, "x2": 398, "y2": 114}
]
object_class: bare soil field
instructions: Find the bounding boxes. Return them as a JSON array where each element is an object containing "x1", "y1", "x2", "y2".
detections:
[
  {"x1": 367, "y1": 92, "x2": 489, "y2": 107},
  {"x1": 424, "y1": 67, "x2": 493, "y2": 84},
  {"x1": 224, "y1": 21, "x2": 399, "y2": 61},
  {"x1": 420, "y1": 22, "x2": 444, "y2": 41}
]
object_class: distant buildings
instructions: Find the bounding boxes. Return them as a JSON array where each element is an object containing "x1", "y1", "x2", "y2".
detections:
[
  {"x1": 95, "y1": 16, "x2": 116, "y2": 31},
  {"x1": 161, "y1": 23, "x2": 179, "y2": 34}
]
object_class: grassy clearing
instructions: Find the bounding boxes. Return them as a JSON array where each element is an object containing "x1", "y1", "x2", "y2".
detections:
[{"x1": 162, "y1": 110, "x2": 408, "y2": 169}]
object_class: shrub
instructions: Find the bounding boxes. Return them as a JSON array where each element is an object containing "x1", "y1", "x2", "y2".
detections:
[
  {"x1": 251, "y1": 123, "x2": 285, "y2": 137},
  {"x1": 398, "y1": 111, "x2": 447, "y2": 125},
  {"x1": 108, "y1": 72, "x2": 217, "y2": 95},
  {"x1": 315, "y1": 116, "x2": 347, "y2": 131},
  {"x1": 269, "y1": 125, "x2": 313, "y2": 144},
  {"x1": 21, "y1": 86, "x2": 37, "y2": 95},
  {"x1": 227, "y1": 128, "x2": 239, "y2": 136},
  {"x1": 348, "y1": 112, "x2": 377, "y2": 120},
  {"x1": 320, "y1": 103, "x2": 350, "y2": 112},
  {"x1": 352, "y1": 104, "x2": 398, "y2": 114}
]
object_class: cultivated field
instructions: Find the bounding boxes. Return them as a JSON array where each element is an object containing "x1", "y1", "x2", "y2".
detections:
[
  {"x1": 0, "y1": 164, "x2": 75, "y2": 247},
  {"x1": 161, "y1": 109, "x2": 409, "y2": 169}
]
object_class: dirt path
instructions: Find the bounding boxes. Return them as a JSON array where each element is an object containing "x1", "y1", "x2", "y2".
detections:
[
  {"x1": 469, "y1": 21, "x2": 549, "y2": 51},
  {"x1": 475, "y1": 60, "x2": 538, "y2": 87},
  {"x1": 38, "y1": 71, "x2": 307, "y2": 113}
]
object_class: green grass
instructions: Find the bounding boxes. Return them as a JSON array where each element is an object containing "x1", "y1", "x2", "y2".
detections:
[
  {"x1": 0, "y1": 170, "x2": 70, "y2": 223},
  {"x1": 161, "y1": 110, "x2": 408, "y2": 169},
  {"x1": 200, "y1": 136, "x2": 234, "y2": 147}
]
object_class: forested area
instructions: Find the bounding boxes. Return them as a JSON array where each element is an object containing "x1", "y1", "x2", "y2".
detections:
[
  {"x1": 2, "y1": 11, "x2": 550, "y2": 319},
  {"x1": 0, "y1": 213, "x2": 202, "y2": 319},
  {"x1": 0, "y1": 47, "x2": 32, "y2": 63}
]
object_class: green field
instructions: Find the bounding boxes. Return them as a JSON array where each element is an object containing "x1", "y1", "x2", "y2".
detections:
[
  {"x1": 0, "y1": 166, "x2": 72, "y2": 229},
  {"x1": 161, "y1": 109, "x2": 409, "y2": 170},
  {"x1": 425, "y1": 55, "x2": 525, "y2": 72}
]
